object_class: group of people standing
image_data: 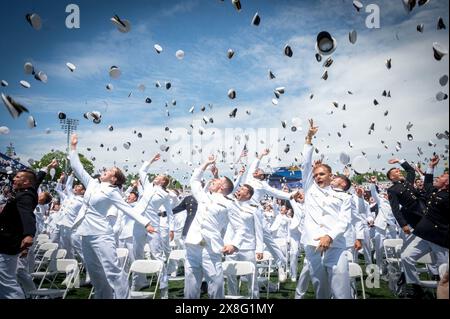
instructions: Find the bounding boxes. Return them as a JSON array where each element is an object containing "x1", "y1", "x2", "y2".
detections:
[{"x1": 0, "y1": 120, "x2": 448, "y2": 299}]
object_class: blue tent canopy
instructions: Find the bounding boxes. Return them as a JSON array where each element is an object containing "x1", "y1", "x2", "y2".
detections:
[{"x1": 268, "y1": 167, "x2": 303, "y2": 190}]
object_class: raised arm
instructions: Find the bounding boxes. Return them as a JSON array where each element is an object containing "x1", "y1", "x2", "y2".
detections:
[
  {"x1": 388, "y1": 158, "x2": 416, "y2": 185},
  {"x1": 302, "y1": 119, "x2": 318, "y2": 191},
  {"x1": 69, "y1": 134, "x2": 94, "y2": 187},
  {"x1": 369, "y1": 177, "x2": 381, "y2": 206},
  {"x1": 424, "y1": 155, "x2": 439, "y2": 193},
  {"x1": 139, "y1": 153, "x2": 161, "y2": 189},
  {"x1": 190, "y1": 155, "x2": 216, "y2": 203}
]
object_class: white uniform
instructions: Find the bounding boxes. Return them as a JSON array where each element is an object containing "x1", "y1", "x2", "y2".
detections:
[
  {"x1": 131, "y1": 161, "x2": 174, "y2": 295},
  {"x1": 70, "y1": 150, "x2": 151, "y2": 299},
  {"x1": 370, "y1": 184, "x2": 398, "y2": 271},
  {"x1": 184, "y1": 167, "x2": 245, "y2": 299},
  {"x1": 289, "y1": 200, "x2": 303, "y2": 281},
  {"x1": 301, "y1": 143, "x2": 351, "y2": 299},
  {"x1": 224, "y1": 200, "x2": 264, "y2": 298},
  {"x1": 243, "y1": 159, "x2": 295, "y2": 269}
]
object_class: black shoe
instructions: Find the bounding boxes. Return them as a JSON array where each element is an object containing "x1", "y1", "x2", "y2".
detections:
[
  {"x1": 200, "y1": 281, "x2": 208, "y2": 294},
  {"x1": 431, "y1": 275, "x2": 440, "y2": 281},
  {"x1": 397, "y1": 273, "x2": 406, "y2": 286},
  {"x1": 405, "y1": 284, "x2": 425, "y2": 299}
]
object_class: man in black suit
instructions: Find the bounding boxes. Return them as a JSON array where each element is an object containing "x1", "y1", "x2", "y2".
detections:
[
  {"x1": 400, "y1": 156, "x2": 449, "y2": 298},
  {"x1": 0, "y1": 161, "x2": 55, "y2": 299},
  {"x1": 386, "y1": 158, "x2": 425, "y2": 237}
]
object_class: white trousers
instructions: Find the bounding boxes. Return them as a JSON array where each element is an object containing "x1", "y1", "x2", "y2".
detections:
[
  {"x1": 226, "y1": 250, "x2": 259, "y2": 298},
  {"x1": 59, "y1": 226, "x2": 74, "y2": 259},
  {"x1": 16, "y1": 239, "x2": 37, "y2": 295},
  {"x1": 184, "y1": 243, "x2": 223, "y2": 299},
  {"x1": 355, "y1": 228, "x2": 373, "y2": 265},
  {"x1": 81, "y1": 234, "x2": 128, "y2": 299},
  {"x1": 295, "y1": 258, "x2": 310, "y2": 299},
  {"x1": 0, "y1": 253, "x2": 25, "y2": 299},
  {"x1": 401, "y1": 235, "x2": 449, "y2": 285},
  {"x1": 373, "y1": 226, "x2": 397, "y2": 270},
  {"x1": 133, "y1": 227, "x2": 168, "y2": 291},
  {"x1": 289, "y1": 233, "x2": 301, "y2": 280},
  {"x1": 263, "y1": 228, "x2": 287, "y2": 268},
  {"x1": 305, "y1": 245, "x2": 351, "y2": 299}
]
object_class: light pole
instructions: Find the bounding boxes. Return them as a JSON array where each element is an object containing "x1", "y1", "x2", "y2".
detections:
[{"x1": 60, "y1": 118, "x2": 79, "y2": 174}]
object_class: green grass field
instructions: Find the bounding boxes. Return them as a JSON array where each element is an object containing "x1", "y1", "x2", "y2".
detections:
[{"x1": 63, "y1": 254, "x2": 401, "y2": 300}]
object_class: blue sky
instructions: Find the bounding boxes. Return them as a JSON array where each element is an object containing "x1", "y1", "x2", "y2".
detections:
[{"x1": 0, "y1": 0, "x2": 449, "y2": 183}]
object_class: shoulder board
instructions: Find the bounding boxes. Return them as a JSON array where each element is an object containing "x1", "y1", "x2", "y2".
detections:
[{"x1": 250, "y1": 204, "x2": 259, "y2": 208}]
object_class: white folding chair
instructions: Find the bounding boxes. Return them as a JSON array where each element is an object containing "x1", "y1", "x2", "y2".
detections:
[
  {"x1": 32, "y1": 249, "x2": 67, "y2": 289},
  {"x1": 256, "y1": 251, "x2": 277, "y2": 298},
  {"x1": 383, "y1": 238, "x2": 403, "y2": 267},
  {"x1": 223, "y1": 261, "x2": 256, "y2": 299},
  {"x1": 89, "y1": 248, "x2": 129, "y2": 299},
  {"x1": 416, "y1": 253, "x2": 439, "y2": 290},
  {"x1": 348, "y1": 262, "x2": 366, "y2": 299},
  {"x1": 34, "y1": 242, "x2": 59, "y2": 269},
  {"x1": 167, "y1": 249, "x2": 186, "y2": 282},
  {"x1": 28, "y1": 259, "x2": 79, "y2": 299},
  {"x1": 127, "y1": 260, "x2": 164, "y2": 299}
]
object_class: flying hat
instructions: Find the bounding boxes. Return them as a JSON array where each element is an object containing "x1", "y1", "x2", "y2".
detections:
[
  {"x1": 20, "y1": 80, "x2": 31, "y2": 88},
  {"x1": 437, "y1": 17, "x2": 446, "y2": 30},
  {"x1": 436, "y1": 91, "x2": 448, "y2": 101},
  {"x1": 1, "y1": 94, "x2": 29, "y2": 119},
  {"x1": 316, "y1": 31, "x2": 337, "y2": 56},
  {"x1": 252, "y1": 12, "x2": 261, "y2": 26},
  {"x1": 232, "y1": 0, "x2": 242, "y2": 11},
  {"x1": 109, "y1": 66, "x2": 121, "y2": 79},
  {"x1": 154, "y1": 44, "x2": 163, "y2": 54},
  {"x1": 340, "y1": 152, "x2": 351, "y2": 165},
  {"x1": 58, "y1": 112, "x2": 66, "y2": 120},
  {"x1": 386, "y1": 58, "x2": 392, "y2": 69},
  {"x1": 34, "y1": 71, "x2": 48, "y2": 83},
  {"x1": 268, "y1": 70, "x2": 276, "y2": 79},
  {"x1": 108, "y1": 125, "x2": 114, "y2": 131},
  {"x1": 24, "y1": 62, "x2": 34, "y2": 75},
  {"x1": 0, "y1": 80, "x2": 8, "y2": 87},
  {"x1": 353, "y1": 1, "x2": 364, "y2": 12},
  {"x1": 0, "y1": 126, "x2": 10, "y2": 135},
  {"x1": 229, "y1": 108, "x2": 238, "y2": 118},
  {"x1": 26, "y1": 13, "x2": 42, "y2": 30},
  {"x1": 165, "y1": 82, "x2": 172, "y2": 90},
  {"x1": 27, "y1": 115, "x2": 36, "y2": 129},
  {"x1": 106, "y1": 84, "x2": 114, "y2": 91},
  {"x1": 433, "y1": 42, "x2": 448, "y2": 61},
  {"x1": 439, "y1": 75, "x2": 449, "y2": 86},
  {"x1": 227, "y1": 49, "x2": 235, "y2": 59},
  {"x1": 111, "y1": 15, "x2": 131, "y2": 33},
  {"x1": 123, "y1": 142, "x2": 131, "y2": 150},
  {"x1": 228, "y1": 89, "x2": 236, "y2": 99},
  {"x1": 66, "y1": 62, "x2": 76, "y2": 72},
  {"x1": 323, "y1": 57, "x2": 334, "y2": 68},
  {"x1": 176, "y1": 50, "x2": 185, "y2": 60},
  {"x1": 349, "y1": 30, "x2": 357, "y2": 44},
  {"x1": 417, "y1": 24, "x2": 424, "y2": 33},
  {"x1": 402, "y1": 0, "x2": 416, "y2": 13},
  {"x1": 322, "y1": 70, "x2": 329, "y2": 80},
  {"x1": 284, "y1": 45, "x2": 293, "y2": 57}
]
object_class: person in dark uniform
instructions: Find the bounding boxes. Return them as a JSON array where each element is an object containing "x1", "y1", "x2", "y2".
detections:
[
  {"x1": 172, "y1": 194, "x2": 198, "y2": 241},
  {"x1": 386, "y1": 158, "x2": 425, "y2": 236},
  {"x1": 400, "y1": 155, "x2": 449, "y2": 298},
  {"x1": 0, "y1": 163, "x2": 51, "y2": 299}
]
